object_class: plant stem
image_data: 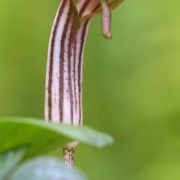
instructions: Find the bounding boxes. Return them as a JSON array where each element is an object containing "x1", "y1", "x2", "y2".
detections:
[{"x1": 63, "y1": 141, "x2": 79, "y2": 166}]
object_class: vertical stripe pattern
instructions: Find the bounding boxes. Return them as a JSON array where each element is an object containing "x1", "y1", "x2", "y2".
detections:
[
  {"x1": 45, "y1": 0, "x2": 91, "y2": 125},
  {"x1": 45, "y1": 0, "x2": 122, "y2": 125}
]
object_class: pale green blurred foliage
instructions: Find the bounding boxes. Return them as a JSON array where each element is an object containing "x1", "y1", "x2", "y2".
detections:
[{"x1": 0, "y1": 0, "x2": 180, "y2": 179}]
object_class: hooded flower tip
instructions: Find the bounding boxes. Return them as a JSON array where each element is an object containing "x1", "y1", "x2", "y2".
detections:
[{"x1": 101, "y1": 0, "x2": 112, "y2": 39}]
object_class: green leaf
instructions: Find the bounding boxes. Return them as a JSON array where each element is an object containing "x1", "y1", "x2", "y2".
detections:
[
  {"x1": 10, "y1": 157, "x2": 87, "y2": 180},
  {"x1": 0, "y1": 147, "x2": 27, "y2": 180},
  {"x1": 0, "y1": 117, "x2": 113, "y2": 159}
]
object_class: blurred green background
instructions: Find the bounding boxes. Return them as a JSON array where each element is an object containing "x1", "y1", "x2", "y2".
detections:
[{"x1": 0, "y1": 0, "x2": 180, "y2": 179}]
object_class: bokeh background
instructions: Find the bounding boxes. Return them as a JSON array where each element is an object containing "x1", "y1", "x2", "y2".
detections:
[{"x1": 0, "y1": 0, "x2": 180, "y2": 179}]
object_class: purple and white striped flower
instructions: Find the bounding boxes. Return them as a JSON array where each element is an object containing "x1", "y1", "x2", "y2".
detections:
[
  {"x1": 44, "y1": 0, "x2": 124, "y2": 165},
  {"x1": 45, "y1": 0, "x2": 124, "y2": 125}
]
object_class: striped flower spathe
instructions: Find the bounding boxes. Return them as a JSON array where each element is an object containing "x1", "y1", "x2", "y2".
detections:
[{"x1": 45, "y1": 0, "x2": 124, "y2": 125}]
